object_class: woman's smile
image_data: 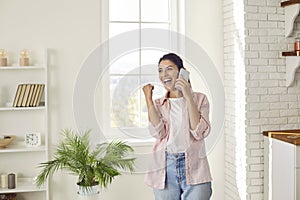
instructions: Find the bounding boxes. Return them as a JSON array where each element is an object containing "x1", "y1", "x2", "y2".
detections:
[
  {"x1": 163, "y1": 78, "x2": 172, "y2": 84},
  {"x1": 158, "y1": 60, "x2": 179, "y2": 91}
]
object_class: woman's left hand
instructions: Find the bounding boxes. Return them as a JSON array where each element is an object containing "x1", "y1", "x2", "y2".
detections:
[{"x1": 175, "y1": 77, "x2": 192, "y2": 99}]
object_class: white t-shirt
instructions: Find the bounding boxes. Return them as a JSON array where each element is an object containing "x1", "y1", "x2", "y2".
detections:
[{"x1": 166, "y1": 97, "x2": 189, "y2": 153}]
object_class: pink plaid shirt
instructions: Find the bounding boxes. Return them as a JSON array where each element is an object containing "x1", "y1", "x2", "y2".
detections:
[{"x1": 144, "y1": 91, "x2": 212, "y2": 189}]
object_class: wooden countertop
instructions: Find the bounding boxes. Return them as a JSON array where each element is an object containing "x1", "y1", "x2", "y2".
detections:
[{"x1": 262, "y1": 130, "x2": 300, "y2": 145}]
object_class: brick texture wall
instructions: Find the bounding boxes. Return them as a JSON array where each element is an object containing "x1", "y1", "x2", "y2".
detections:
[
  {"x1": 224, "y1": 0, "x2": 246, "y2": 199},
  {"x1": 224, "y1": 0, "x2": 300, "y2": 199}
]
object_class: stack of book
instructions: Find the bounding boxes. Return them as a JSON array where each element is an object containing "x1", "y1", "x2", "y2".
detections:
[{"x1": 12, "y1": 84, "x2": 45, "y2": 107}]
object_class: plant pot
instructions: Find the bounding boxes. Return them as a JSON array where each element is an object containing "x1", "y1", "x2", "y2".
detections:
[
  {"x1": 77, "y1": 184, "x2": 100, "y2": 200},
  {"x1": 77, "y1": 193, "x2": 101, "y2": 200}
]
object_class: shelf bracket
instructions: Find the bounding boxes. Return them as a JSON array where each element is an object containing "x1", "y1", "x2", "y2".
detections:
[
  {"x1": 285, "y1": 56, "x2": 300, "y2": 86},
  {"x1": 284, "y1": 4, "x2": 300, "y2": 37}
]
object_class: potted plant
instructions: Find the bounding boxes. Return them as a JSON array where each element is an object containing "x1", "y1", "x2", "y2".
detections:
[{"x1": 35, "y1": 129, "x2": 135, "y2": 199}]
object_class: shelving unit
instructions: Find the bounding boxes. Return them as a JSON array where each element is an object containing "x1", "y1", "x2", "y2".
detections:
[{"x1": 0, "y1": 49, "x2": 49, "y2": 200}]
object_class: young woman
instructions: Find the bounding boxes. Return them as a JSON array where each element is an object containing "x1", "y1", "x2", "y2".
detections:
[{"x1": 143, "y1": 53, "x2": 212, "y2": 200}]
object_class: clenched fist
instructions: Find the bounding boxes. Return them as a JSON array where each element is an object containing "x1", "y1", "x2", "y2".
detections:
[{"x1": 143, "y1": 84, "x2": 154, "y2": 101}]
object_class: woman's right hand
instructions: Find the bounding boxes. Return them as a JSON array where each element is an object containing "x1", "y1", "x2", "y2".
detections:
[
  {"x1": 143, "y1": 83, "x2": 160, "y2": 125},
  {"x1": 142, "y1": 84, "x2": 154, "y2": 100}
]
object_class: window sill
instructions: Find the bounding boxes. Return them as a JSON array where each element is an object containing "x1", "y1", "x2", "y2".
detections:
[{"x1": 107, "y1": 137, "x2": 155, "y2": 147}]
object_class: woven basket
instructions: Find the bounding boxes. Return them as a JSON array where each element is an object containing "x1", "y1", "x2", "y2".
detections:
[
  {"x1": 0, "y1": 135, "x2": 16, "y2": 148},
  {"x1": 0, "y1": 193, "x2": 17, "y2": 200}
]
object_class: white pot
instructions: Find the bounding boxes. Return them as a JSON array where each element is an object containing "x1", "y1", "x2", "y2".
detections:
[
  {"x1": 77, "y1": 193, "x2": 101, "y2": 200},
  {"x1": 77, "y1": 185, "x2": 101, "y2": 200}
]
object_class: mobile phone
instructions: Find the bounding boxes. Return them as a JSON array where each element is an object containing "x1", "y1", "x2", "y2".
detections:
[{"x1": 178, "y1": 68, "x2": 190, "y2": 81}]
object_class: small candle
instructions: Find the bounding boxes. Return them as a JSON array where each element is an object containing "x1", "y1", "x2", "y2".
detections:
[
  {"x1": 0, "y1": 49, "x2": 7, "y2": 66},
  {"x1": 1, "y1": 174, "x2": 8, "y2": 188},
  {"x1": 8, "y1": 173, "x2": 15, "y2": 189},
  {"x1": 19, "y1": 49, "x2": 30, "y2": 66}
]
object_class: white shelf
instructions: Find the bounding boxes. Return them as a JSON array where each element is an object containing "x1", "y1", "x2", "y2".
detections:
[
  {"x1": 0, "y1": 66, "x2": 46, "y2": 70},
  {"x1": 0, "y1": 178, "x2": 46, "y2": 194},
  {"x1": 0, "y1": 144, "x2": 46, "y2": 153},
  {"x1": 0, "y1": 106, "x2": 45, "y2": 111},
  {"x1": 284, "y1": 4, "x2": 300, "y2": 37},
  {"x1": 122, "y1": 138, "x2": 155, "y2": 147},
  {"x1": 285, "y1": 56, "x2": 300, "y2": 86}
]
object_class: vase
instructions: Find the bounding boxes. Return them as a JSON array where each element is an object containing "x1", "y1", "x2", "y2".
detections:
[{"x1": 77, "y1": 184, "x2": 101, "y2": 200}]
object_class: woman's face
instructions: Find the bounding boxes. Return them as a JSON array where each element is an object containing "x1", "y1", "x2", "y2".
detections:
[{"x1": 158, "y1": 59, "x2": 179, "y2": 91}]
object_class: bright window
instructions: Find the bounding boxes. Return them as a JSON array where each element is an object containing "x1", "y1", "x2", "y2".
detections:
[{"x1": 99, "y1": 0, "x2": 184, "y2": 139}]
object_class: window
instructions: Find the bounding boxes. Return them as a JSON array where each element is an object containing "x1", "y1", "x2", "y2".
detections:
[{"x1": 98, "y1": 0, "x2": 184, "y2": 139}]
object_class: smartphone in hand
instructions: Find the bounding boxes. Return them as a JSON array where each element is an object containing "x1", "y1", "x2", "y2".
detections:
[
  {"x1": 178, "y1": 68, "x2": 190, "y2": 81},
  {"x1": 176, "y1": 68, "x2": 190, "y2": 91}
]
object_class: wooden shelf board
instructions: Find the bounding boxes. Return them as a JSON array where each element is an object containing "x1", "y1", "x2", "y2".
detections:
[
  {"x1": 282, "y1": 51, "x2": 300, "y2": 56},
  {"x1": 281, "y1": 0, "x2": 300, "y2": 7}
]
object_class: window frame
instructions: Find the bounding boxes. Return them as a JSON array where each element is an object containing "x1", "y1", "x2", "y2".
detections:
[{"x1": 99, "y1": 0, "x2": 185, "y2": 140}]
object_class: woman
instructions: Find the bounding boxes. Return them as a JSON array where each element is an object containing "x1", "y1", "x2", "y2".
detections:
[{"x1": 143, "y1": 53, "x2": 212, "y2": 200}]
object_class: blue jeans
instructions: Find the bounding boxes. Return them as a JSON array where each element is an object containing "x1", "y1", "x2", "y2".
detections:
[{"x1": 154, "y1": 153, "x2": 212, "y2": 200}]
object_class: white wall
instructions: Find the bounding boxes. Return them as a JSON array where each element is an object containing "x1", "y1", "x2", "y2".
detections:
[
  {"x1": 0, "y1": 0, "x2": 224, "y2": 199},
  {"x1": 185, "y1": 1, "x2": 224, "y2": 200}
]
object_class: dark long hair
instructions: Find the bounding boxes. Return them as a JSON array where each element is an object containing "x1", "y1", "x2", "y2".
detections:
[{"x1": 158, "y1": 53, "x2": 185, "y2": 70}]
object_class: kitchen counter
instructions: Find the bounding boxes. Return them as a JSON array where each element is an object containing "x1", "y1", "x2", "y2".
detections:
[{"x1": 262, "y1": 129, "x2": 300, "y2": 145}]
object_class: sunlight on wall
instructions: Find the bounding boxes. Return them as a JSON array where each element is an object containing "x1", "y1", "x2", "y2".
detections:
[{"x1": 233, "y1": 0, "x2": 246, "y2": 199}]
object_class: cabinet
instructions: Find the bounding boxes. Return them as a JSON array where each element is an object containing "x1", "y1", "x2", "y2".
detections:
[
  {"x1": 0, "y1": 49, "x2": 49, "y2": 199},
  {"x1": 263, "y1": 130, "x2": 300, "y2": 200}
]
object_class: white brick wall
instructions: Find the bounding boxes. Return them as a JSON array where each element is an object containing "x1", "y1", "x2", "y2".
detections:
[
  {"x1": 224, "y1": 0, "x2": 247, "y2": 199},
  {"x1": 224, "y1": 0, "x2": 300, "y2": 199}
]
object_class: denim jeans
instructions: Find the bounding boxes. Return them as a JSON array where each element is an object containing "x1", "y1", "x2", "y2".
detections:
[{"x1": 153, "y1": 152, "x2": 212, "y2": 200}]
